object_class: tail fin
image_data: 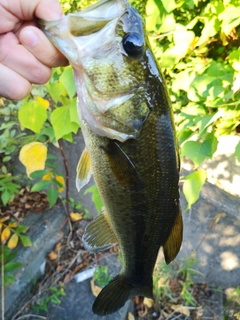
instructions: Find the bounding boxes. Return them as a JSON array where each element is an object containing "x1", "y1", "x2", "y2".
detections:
[{"x1": 92, "y1": 274, "x2": 153, "y2": 316}]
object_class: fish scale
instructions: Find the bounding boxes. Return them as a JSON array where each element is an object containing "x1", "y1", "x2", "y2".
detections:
[{"x1": 39, "y1": 0, "x2": 183, "y2": 315}]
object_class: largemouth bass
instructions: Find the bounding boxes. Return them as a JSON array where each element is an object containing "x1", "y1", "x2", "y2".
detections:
[{"x1": 39, "y1": 0, "x2": 183, "y2": 315}]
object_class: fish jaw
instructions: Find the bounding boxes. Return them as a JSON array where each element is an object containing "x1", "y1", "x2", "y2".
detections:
[
  {"x1": 38, "y1": 0, "x2": 127, "y2": 66},
  {"x1": 39, "y1": 0, "x2": 151, "y2": 142}
]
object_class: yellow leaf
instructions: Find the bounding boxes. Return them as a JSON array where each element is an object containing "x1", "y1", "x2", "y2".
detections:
[
  {"x1": 171, "y1": 304, "x2": 190, "y2": 317},
  {"x1": 8, "y1": 233, "x2": 19, "y2": 249},
  {"x1": 1, "y1": 227, "x2": 11, "y2": 244},
  {"x1": 0, "y1": 217, "x2": 9, "y2": 223},
  {"x1": 56, "y1": 175, "x2": 65, "y2": 193},
  {"x1": 8, "y1": 222, "x2": 17, "y2": 228},
  {"x1": 19, "y1": 142, "x2": 47, "y2": 177},
  {"x1": 37, "y1": 96, "x2": 50, "y2": 109},
  {"x1": 48, "y1": 251, "x2": 58, "y2": 260},
  {"x1": 70, "y1": 212, "x2": 83, "y2": 222},
  {"x1": 90, "y1": 279, "x2": 102, "y2": 297},
  {"x1": 42, "y1": 172, "x2": 53, "y2": 180},
  {"x1": 143, "y1": 297, "x2": 154, "y2": 308},
  {"x1": 128, "y1": 313, "x2": 135, "y2": 320}
]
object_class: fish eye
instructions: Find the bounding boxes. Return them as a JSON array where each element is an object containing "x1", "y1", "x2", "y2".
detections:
[{"x1": 122, "y1": 32, "x2": 144, "y2": 58}]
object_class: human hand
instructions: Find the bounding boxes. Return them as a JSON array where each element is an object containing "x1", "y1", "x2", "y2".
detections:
[{"x1": 0, "y1": 0, "x2": 68, "y2": 100}]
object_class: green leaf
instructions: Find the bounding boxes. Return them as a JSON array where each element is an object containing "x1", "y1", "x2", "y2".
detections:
[
  {"x1": 30, "y1": 170, "x2": 47, "y2": 179},
  {"x1": 181, "y1": 141, "x2": 207, "y2": 167},
  {"x1": 69, "y1": 97, "x2": 80, "y2": 126},
  {"x1": 219, "y1": 5, "x2": 240, "y2": 35},
  {"x1": 183, "y1": 170, "x2": 207, "y2": 210},
  {"x1": 20, "y1": 235, "x2": 32, "y2": 247},
  {"x1": 4, "y1": 262, "x2": 22, "y2": 272},
  {"x1": 16, "y1": 225, "x2": 28, "y2": 234},
  {"x1": 18, "y1": 101, "x2": 47, "y2": 133},
  {"x1": 84, "y1": 184, "x2": 103, "y2": 213},
  {"x1": 47, "y1": 186, "x2": 58, "y2": 208},
  {"x1": 59, "y1": 66, "x2": 76, "y2": 98},
  {"x1": 31, "y1": 180, "x2": 51, "y2": 192},
  {"x1": 51, "y1": 106, "x2": 79, "y2": 140},
  {"x1": 46, "y1": 82, "x2": 65, "y2": 103},
  {"x1": 1, "y1": 190, "x2": 11, "y2": 205},
  {"x1": 160, "y1": 0, "x2": 176, "y2": 12},
  {"x1": 4, "y1": 273, "x2": 15, "y2": 286},
  {"x1": 234, "y1": 141, "x2": 240, "y2": 162}
]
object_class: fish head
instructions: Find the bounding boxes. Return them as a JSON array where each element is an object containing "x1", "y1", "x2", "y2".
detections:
[{"x1": 39, "y1": 0, "x2": 161, "y2": 142}]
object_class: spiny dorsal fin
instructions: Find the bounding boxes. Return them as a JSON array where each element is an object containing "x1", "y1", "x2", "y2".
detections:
[
  {"x1": 102, "y1": 140, "x2": 142, "y2": 190},
  {"x1": 82, "y1": 208, "x2": 117, "y2": 253},
  {"x1": 76, "y1": 147, "x2": 92, "y2": 192},
  {"x1": 163, "y1": 209, "x2": 183, "y2": 264}
]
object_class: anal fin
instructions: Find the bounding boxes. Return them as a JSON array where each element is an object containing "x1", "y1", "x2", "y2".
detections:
[
  {"x1": 163, "y1": 209, "x2": 183, "y2": 264},
  {"x1": 82, "y1": 208, "x2": 117, "y2": 253},
  {"x1": 76, "y1": 147, "x2": 92, "y2": 192}
]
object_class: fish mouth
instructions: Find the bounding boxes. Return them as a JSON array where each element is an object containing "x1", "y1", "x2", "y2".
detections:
[{"x1": 38, "y1": 0, "x2": 128, "y2": 64}]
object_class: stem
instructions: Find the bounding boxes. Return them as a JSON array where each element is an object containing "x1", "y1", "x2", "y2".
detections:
[
  {"x1": 15, "y1": 315, "x2": 47, "y2": 320},
  {"x1": 58, "y1": 140, "x2": 70, "y2": 217},
  {"x1": 1, "y1": 244, "x2": 4, "y2": 320}
]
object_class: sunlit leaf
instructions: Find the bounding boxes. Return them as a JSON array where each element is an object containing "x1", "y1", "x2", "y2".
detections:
[
  {"x1": 181, "y1": 141, "x2": 207, "y2": 168},
  {"x1": 46, "y1": 82, "x2": 65, "y2": 102},
  {"x1": 51, "y1": 106, "x2": 79, "y2": 140},
  {"x1": 183, "y1": 170, "x2": 207, "y2": 210},
  {"x1": 8, "y1": 233, "x2": 19, "y2": 249},
  {"x1": 234, "y1": 141, "x2": 240, "y2": 163},
  {"x1": 19, "y1": 142, "x2": 47, "y2": 177},
  {"x1": 161, "y1": 0, "x2": 176, "y2": 12},
  {"x1": 59, "y1": 66, "x2": 76, "y2": 98},
  {"x1": 1, "y1": 227, "x2": 11, "y2": 244},
  {"x1": 18, "y1": 101, "x2": 47, "y2": 133}
]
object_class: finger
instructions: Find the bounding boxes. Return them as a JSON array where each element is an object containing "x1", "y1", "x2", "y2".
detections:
[
  {"x1": 0, "y1": 64, "x2": 32, "y2": 100},
  {"x1": 0, "y1": 32, "x2": 52, "y2": 85},
  {"x1": 5, "y1": 0, "x2": 63, "y2": 21},
  {"x1": 19, "y1": 26, "x2": 68, "y2": 68}
]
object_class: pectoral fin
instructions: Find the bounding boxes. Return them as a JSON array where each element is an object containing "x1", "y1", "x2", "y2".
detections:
[
  {"x1": 102, "y1": 141, "x2": 142, "y2": 190},
  {"x1": 163, "y1": 209, "x2": 183, "y2": 264},
  {"x1": 76, "y1": 147, "x2": 92, "y2": 192},
  {"x1": 82, "y1": 208, "x2": 117, "y2": 253}
]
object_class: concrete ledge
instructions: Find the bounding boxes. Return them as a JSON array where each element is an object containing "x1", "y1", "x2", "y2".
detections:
[{"x1": 2, "y1": 204, "x2": 67, "y2": 320}]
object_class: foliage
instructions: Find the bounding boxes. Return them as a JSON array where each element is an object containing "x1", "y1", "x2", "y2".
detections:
[
  {"x1": 0, "y1": 245, "x2": 23, "y2": 286},
  {"x1": 146, "y1": 0, "x2": 240, "y2": 209},
  {"x1": 224, "y1": 286, "x2": 240, "y2": 319},
  {"x1": 153, "y1": 256, "x2": 198, "y2": 309},
  {"x1": 93, "y1": 266, "x2": 111, "y2": 288},
  {"x1": 31, "y1": 285, "x2": 66, "y2": 314}
]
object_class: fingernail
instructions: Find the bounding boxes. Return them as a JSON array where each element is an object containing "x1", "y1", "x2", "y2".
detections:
[{"x1": 21, "y1": 28, "x2": 39, "y2": 48}]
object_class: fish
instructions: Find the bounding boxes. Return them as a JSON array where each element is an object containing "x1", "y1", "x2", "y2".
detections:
[{"x1": 39, "y1": 0, "x2": 183, "y2": 315}]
